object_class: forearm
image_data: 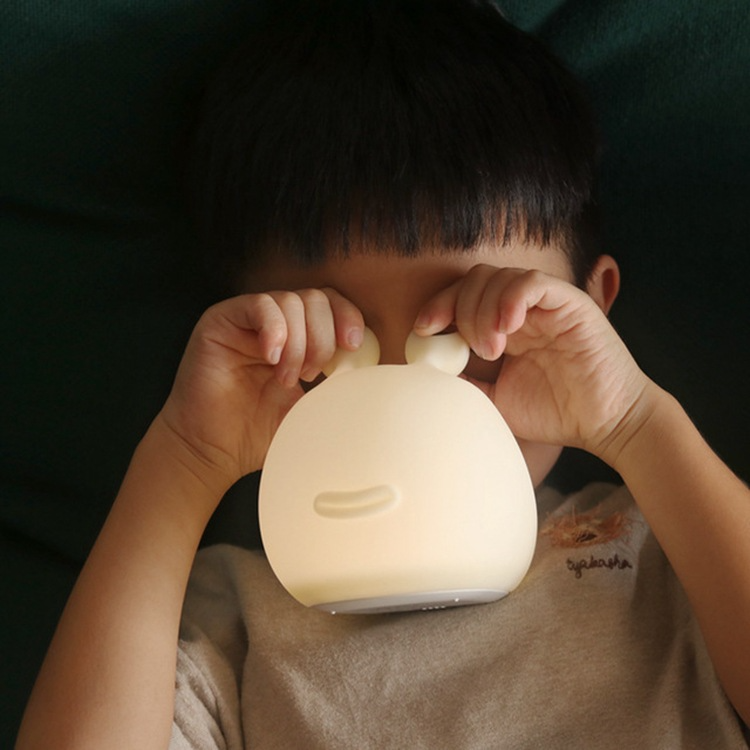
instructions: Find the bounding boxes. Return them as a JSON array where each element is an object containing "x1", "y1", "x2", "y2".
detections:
[
  {"x1": 16, "y1": 417, "x2": 225, "y2": 750},
  {"x1": 609, "y1": 384, "x2": 750, "y2": 724}
]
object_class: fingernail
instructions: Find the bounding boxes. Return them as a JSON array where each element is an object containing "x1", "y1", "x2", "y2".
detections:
[
  {"x1": 347, "y1": 328, "x2": 363, "y2": 348},
  {"x1": 414, "y1": 312, "x2": 431, "y2": 330},
  {"x1": 268, "y1": 347, "x2": 282, "y2": 365},
  {"x1": 476, "y1": 342, "x2": 494, "y2": 361}
]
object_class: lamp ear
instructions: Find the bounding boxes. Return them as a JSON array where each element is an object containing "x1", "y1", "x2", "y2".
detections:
[
  {"x1": 405, "y1": 331, "x2": 469, "y2": 376},
  {"x1": 322, "y1": 327, "x2": 380, "y2": 377}
]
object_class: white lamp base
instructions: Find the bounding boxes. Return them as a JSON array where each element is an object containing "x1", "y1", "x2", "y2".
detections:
[{"x1": 315, "y1": 588, "x2": 508, "y2": 615}]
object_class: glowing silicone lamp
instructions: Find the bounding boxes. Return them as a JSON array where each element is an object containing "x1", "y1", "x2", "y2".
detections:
[{"x1": 259, "y1": 329, "x2": 537, "y2": 614}]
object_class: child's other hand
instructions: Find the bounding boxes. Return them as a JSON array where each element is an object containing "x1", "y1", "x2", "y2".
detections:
[
  {"x1": 414, "y1": 264, "x2": 652, "y2": 465},
  {"x1": 158, "y1": 290, "x2": 364, "y2": 495}
]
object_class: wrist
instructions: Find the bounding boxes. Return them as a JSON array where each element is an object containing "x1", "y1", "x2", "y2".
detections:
[
  {"x1": 122, "y1": 416, "x2": 235, "y2": 541},
  {"x1": 597, "y1": 382, "x2": 683, "y2": 476}
]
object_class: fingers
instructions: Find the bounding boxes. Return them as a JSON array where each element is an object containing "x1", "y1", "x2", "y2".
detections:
[
  {"x1": 414, "y1": 265, "x2": 515, "y2": 360},
  {"x1": 207, "y1": 288, "x2": 365, "y2": 389},
  {"x1": 265, "y1": 291, "x2": 310, "y2": 387},
  {"x1": 302, "y1": 287, "x2": 365, "y2": 381},
  {"x1": 324, "y1": 287, "x2": 366, "y2": 351},
  {"x1": 415, "y1": 265, "x2": 586, "y2": 361},
  {"x1": 458, "y1": 269, "x2": 508, "y2": 360},
  {"x1": 200, "y1": 293, "x2": 287, "y2": 366},
  {"x1": 268, "y1": 288, "x2": 364, "y2": 386}
]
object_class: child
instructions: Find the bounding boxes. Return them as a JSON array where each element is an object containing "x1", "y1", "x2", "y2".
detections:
[{"x1": 16, "y1": 1, "x2": 750, "y2": 748}]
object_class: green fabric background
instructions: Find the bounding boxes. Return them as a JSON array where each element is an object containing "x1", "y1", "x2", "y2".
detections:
[{"x1": 2, "y1": 1, "x2": 748, "y2": 744}]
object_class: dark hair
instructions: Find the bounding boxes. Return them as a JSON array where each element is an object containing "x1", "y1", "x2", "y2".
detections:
[{"x1": 188, "y1": 0, "x2": 600, "y2": 289}]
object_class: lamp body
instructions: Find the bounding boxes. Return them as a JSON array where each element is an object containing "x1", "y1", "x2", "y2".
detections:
[{"x1": 259, "y1": 337, "x2": 537, "y2": 614}]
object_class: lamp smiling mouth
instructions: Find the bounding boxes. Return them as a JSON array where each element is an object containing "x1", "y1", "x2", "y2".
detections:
[{"x1": 313, "y1": 484, "x2": 401, "y2": 519}]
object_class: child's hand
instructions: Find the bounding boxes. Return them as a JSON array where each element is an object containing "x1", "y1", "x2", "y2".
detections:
[
  {"x1": 414, "y1": 264, "x2": 652, "y2": 466},
  {"x1": 158, "y1": 290, "x2": 364, "y2": 496}
]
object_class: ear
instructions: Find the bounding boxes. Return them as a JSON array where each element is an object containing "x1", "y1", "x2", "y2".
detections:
[
  {"x1": 405, "y1": 331, "x2": 470, "y2": 376},
  {"x1": 586, "y1": 254, "x2": 620, "y2": 315},
  {"x1": 323, "y1": 327, "x2": 380, "y2": 377}
]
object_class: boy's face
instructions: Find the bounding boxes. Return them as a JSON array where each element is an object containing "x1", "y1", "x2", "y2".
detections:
[{"x1": 247, "y1": 239, "x2": 581, "y2": 487}]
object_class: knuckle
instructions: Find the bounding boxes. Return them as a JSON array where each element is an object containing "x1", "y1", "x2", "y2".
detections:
[
  {"x1": 323, "y1": 287, "x2": 365, "y2": 325},
  {"x1": 297, "y1": 287, "x2": 329, "y2": 307},
  {"x1": 272, "y1": 289, "x2": 303, "y2": 307},
  {"x1": 518, "y1": 269, "x2": 550, "y2": 290},
  {"x1": 249, "y1": 291, "x2": 279, "y2": 312},
  {"x1": 247, "y1": 293, "x2": 285, "y2": 327}
]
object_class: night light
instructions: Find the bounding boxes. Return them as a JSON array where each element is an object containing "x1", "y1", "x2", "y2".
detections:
[{"x1": 259, "y1": 329, "x2": 537, "y2": 614}]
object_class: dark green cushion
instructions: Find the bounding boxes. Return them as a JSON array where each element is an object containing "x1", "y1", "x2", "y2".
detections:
[
  {"x1": 2, "y1": 1, "x2": 749, "y2": 743},
  {"x1": 1, "y1": 2, "x2": 264, "y2": 740}
]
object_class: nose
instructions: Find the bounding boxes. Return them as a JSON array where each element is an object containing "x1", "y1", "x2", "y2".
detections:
[{"x1": 370, "y1": 321, "x2": 413, "y2": 365}]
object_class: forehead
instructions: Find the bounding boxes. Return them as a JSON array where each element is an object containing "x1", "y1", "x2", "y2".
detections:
[{"x1": 244, "y1": 239, "x2": 574, "y2": 301}]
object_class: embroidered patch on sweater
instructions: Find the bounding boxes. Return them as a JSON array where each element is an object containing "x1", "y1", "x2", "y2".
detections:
[
  {"x1": 541, "y1": 505, "x2": 635, "y2": 578},
  {"x1": 541, "y1": 507, "x2": 631, "y2": 548}
]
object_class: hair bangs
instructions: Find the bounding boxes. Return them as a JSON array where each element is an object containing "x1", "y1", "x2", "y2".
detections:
[{"x1": 189, "y1": 0, "x2": 599, "y2": 287}]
